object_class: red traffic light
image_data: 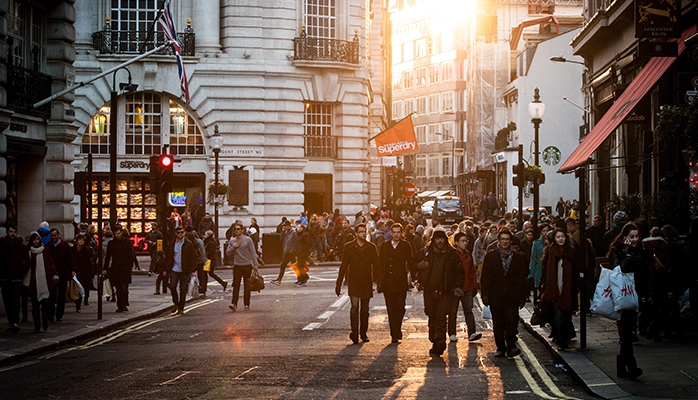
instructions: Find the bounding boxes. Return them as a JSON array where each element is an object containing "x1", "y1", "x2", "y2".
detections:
[{"x1": 159, "y1": 154, "x2": 173, "y2": 168}]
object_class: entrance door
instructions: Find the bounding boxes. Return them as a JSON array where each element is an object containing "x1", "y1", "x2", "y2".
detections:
[{"x1": 304, "y1": 174, "x2": 332, "y2": 215}]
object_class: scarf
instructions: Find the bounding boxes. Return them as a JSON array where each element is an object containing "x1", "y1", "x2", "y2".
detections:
[
  {"x1": 497, "y1": 244, "x2": 513, "y2": 275},
  {"x1": 24, "y1": 245, "x2": 51, "y2": 302},
  {"x1": 542, "y1": 244, "x2": 573, "y2": 311}
]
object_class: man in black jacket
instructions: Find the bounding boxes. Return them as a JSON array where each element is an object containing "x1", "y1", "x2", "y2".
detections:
[
  {"x1": 165, "y1": 226, "x2": 197, "y2": 315},
  {"x1": 48, "y1": 228, "x2": 76, "y2": 321},
  {"x1": 481, "y1": 228, "x2": 529, "y2": 358},
  {"x1": 379, "y1": 223, "x2": 416, "y2": 344},
  {"x1": 0, "y1": 225, "x2": 29, "y2": 333},
  {"x1": 103, "y1": 225, "x2": 134, "y2": 312},
  {"x1": 415, "y1": 227, "x2": 464, "y2": 356}
]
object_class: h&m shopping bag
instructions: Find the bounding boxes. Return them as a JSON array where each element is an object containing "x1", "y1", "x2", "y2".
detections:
[
  {"x1": 590, "y1": 267, "x2": 621, "y2": 320},
  {"x1": 610, "y1": 266, "x2": 639, "y2": 312}
]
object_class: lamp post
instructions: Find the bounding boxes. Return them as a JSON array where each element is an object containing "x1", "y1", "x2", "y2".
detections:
[
  {"x1": 528, "y1": 88, "x2": 545, "y2": 237},
  {"x1": 211, "y1": 125, "x2": 223, "y2": 240}
]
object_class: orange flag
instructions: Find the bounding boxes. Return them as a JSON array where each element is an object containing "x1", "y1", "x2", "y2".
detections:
[{"x1": 373, "y1": 115, "x2": 419, "y2": 156}]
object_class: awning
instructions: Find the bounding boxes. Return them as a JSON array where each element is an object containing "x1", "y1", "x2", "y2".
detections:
[
  {"x1": 430, "y1": 190, "x2": 451, "y2": 198},
  {"x1": 558, "y1": 25, "x2": 696, "y2": 173},
  {"x1": 417, "y1": 190, "x2": 438, "y2": 198}
]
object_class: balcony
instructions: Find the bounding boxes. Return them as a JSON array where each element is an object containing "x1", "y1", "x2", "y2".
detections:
[
  {"x1": 304, "y1": 135, "x2": 337, "y2": 158},
  {"x1": 5, "y1": 64, "x2": 51, "y2": 119},
  {"x1": 294, "y1": 27, "x2": 359, "y2": 65},
  {"x1": 92, "y1": 19, "x2": 195, "y2": 56}
]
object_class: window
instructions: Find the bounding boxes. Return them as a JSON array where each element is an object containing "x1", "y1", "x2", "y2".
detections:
[
  {"x1": 392, "y1": 75, "x2": 402, "y2": 91},
  {"x1": 403, "y1": 41, "x2": 413, "y2": 61},
  {"x1": 403, "y1": 71, "x2": 413, "y2": 89},
  {"x1": 442, "y1": 121, "x2": 454, "y2": 141},
  {"x1": 429, "y1": 34, "x2": 441, "y2": 55},
  {"x1": 443, "y1": 62, "x2": 453, "y2": 81},
  {"x1": 416, "y1": 68, "x2": 426, "y2": 86},
  {"x1": 304, "y1": 102, "x2": 335, "y2": 158},
  {"x1": 429, "y1": 65, "x2": 440, "y2": 84},
  {"x1": 304, "y1": 0, "x2": 336, "y2": 39},
  {"x1": 392, "y1": 101, "x2": 402, "y2": 119},
  {"x1": 416, "y1": 97, "x2": 426, "y2": 115},
  {"x1": 416, "y1": 125, "x2": 426, "y2": 144},
  {"x1": 415, "y1": 38, "x2": 427, "y2": 58},
  {"x1": 6, "y1": 0, "x2": 44, "y2": 70},
  {"x1": 428, "y1": 94, "x2": 440, "y2": 114},
  {"x1": 442, "y1": 154, "x2": 451, "y2": 177},
  {"x1": 442, "y1": 91, "x2": 454, "y2": 111},
  {"x1": 81, "y1": 92, "x2": 204, "y2": 156},
  {"x1": 403, "y1": 99, "x2": 414, "y2": 116},
  {"x1": 416, "y1": 155, "x2": 426, "y2": 178},
  {"x1": 428, "y1": 154, "x2": 440, "y2": 177},
  {"x1": 392, "y1": 45, "x2": 402, "y2": 64},
  {"x1": 428, "y1": 123, "x2": 440, "y2": 143},
  {"x1": 110, "y1": 0, "x2": 160, "y2": 53}
]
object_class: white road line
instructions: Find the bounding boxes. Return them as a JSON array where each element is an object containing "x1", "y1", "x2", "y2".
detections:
[
  {"x1": 302, "y1": 322, "x2": 322, "y2": 331},
  {"x1": 234, "y1": 366, "x2": 259, "y2": 380},
  {"x1": 159, "y1": 371, "x2": 197, "y2": 385},
  {"x1": 317, "y1": 311, "x2": 335, "y2": 319},
  {"x1": 331, "y1": 295, "x2": 350, "y2": 308}
]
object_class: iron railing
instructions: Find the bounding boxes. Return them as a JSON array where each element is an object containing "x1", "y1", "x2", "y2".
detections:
[
  {"x1": 304, "y1": 135, "x2": 337, "y2": 158},
  {"x1": 294, "y1": 27, "x2": 359, "y2": 64},
  {"x1": 92, "y1": 20, "x2": 195, "y2": 56},
  {"x1": 5, "y1": 64, "x2": 52, "y2": 119}
]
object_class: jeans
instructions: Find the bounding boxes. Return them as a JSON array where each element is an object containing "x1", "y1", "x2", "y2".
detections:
[
  {"x1": 0, "y1": 280, "x2": 22, "y2": 326},
  {"x1": 425, "y1": 290, "x2": 451, "y2": 344},
  {"x1": 491, "y1": 303, "x2": 520, "y2": 352},
  {"x1": 169, "y1": 271, "x2": 190, "y2": 311},
  {"x1": 350, "y1": 296, "x2": 370, "y2": 337},
  {"x1": 449, "y1": 290, "x2": 476, "y2": 336},
  {"x1": 384, "y1": 291, "x2": 407, "y2": 340},
  {"x1": 232, "y1": 265, "x2": 253, "y2": 307},
  {"x1": 48, "y1": 277, "x2": 69, "y2": 320},
  {"x1": 275, "y1": 253, "x2": 296, "y2": 282}
]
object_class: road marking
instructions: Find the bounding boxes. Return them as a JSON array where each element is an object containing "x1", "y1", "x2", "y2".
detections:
[
  {"x1": 518, "y1": 340, "x2": 580, "y2": 400},
  {"x1": 317, "y1": 311, "x2": 335, "y2": 319},
  {"x1": 514, "y1": 356, "x2": 559, "y2": 400},
  {"x1": 234, "y1": 366, "x2": 259, "y2": 380},
  {"x1": 159, "y1": 371, "x2": 197, "y2": 385},
  {"x1": 104, "y1": 368, "x2": 145, "y2": 382},
  {"x1": 0, "y1": 360, "x2": 39, "y2": 373},
  {"x1": 302, "y1": 322, "x2": 322, "y2": 331},
  {"x1": 331, "y1": 295, "x2": 350, "y2": 308}
]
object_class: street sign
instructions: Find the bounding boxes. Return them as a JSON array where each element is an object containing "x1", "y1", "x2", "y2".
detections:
[{"x1": 404, "y1": 182, "x2": 416, "y2": 197}]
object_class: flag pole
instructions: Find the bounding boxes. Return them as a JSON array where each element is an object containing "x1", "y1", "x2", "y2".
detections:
[
  {"x1": 32, "y1": 42, "x2": 171, "y2": 109},
  {"x1": 369, "y1": 112, "x2": 415, "y2": 142}
]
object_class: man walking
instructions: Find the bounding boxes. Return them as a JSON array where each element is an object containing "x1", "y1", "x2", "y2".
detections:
[
  {"x1": 335, "y1": 223, "x2": 381, "y2": 344},
  {"x1": 416, "y1": 227, "x2": 464, "y2": 356},
  {"x1": 293, "y1": 223, "x2": 312, "y2": 286},
  {"x1": 450, "y1": 232, "x2": 482, "y2": 343},
  {"x1": 103, "y1": 225, "x2": 134, "y2": 312},
  {"x1": 269, "y1": 220, "x2": 298, "y2": 285},
  {"x1": 145, "y1": 222, "x2": 163, "y2": 276},
  {"x1": 165, "y1": 226, "x2": 197, "y2": 315},
  {"x1": 48, "y1": 228, "x2": 75, "y2": 321},
  {"x1": 226, "y1": 222, "x2": 259, "y2": 311},
  {"x1": 378, "y1": 223, "x2": 416, "y2": 344},
  {"x1": 481, "y1": 228, "x2": 529, "y2": 358},
  {"x1": 0, "y1": 225, "x2": 29, "y2": 333}
]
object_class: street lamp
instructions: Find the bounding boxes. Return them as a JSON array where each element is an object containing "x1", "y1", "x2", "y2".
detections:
[
  {"x1": 211, "y1": 125, "x2": 223, "y2": 241},
  {"x1": 528, "y1": 88, "x2": 545, "y2": 237},
  {"x1": 550, "y1": 56, "x2": 587, "y2": 66}
]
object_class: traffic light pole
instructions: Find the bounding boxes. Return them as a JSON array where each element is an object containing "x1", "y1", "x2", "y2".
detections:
[{"x1": 517, "y1": 145, "x2": 523, "y2": 230}]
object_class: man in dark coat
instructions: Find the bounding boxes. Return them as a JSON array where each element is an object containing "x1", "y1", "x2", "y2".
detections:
[
  {"x1": 415, "y1": 227, "x2": 464, "y2": 356},
  {"x1": 335, "y1": 223, "x2": 381, "y2": 344},
  {"x1": 103, "y1": 225, "x2": 134, "y2": 312},
  {"x1": 197, "y1": 213, "x2": 216, "y2": 238},
  {"x1": 481, "y1": 228, "x2": 529, "y2": 358},
  {"x1": 48, "y1": 228, "x2": 76, "y2": 321},
  {"x1": 0, "y1": 225, "x2": 29, "y2": 333},
  {"x1": 379, "y1": 223, "x2": 417, "y2": 344},
  {"x1": 294, "y1": 223, "x2": 312, "y2": 286},
  {"x1": 145, "y1": 222, "x2": 163, "y2": 276},
  {"x1": 165, "y1": 226, "x2": 198, "y2": 315}
]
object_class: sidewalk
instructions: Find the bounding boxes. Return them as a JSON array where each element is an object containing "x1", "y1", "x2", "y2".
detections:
[{"x1": 520, "y1": 302, "x2": 698, "y2": 399}]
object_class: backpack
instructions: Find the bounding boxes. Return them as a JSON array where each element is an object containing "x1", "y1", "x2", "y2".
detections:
[{"x1": 194, "y1": 238, "x2": 207, "y2": 265}]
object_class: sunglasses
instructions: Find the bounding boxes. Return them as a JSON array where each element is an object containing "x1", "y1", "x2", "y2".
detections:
[
  {"x1": 176, "y1": 231, "x2": 185, "y2": 234},
  {"x1": 234, "y1": 227, "x2": 243, "y2": 231}
]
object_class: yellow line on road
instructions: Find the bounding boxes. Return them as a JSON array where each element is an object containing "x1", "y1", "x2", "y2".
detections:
[
  {"x1": 519, "y1": 340, "x2": 580, "y2": 400},
  {"x1": 514, "y1": 356, "x2": 559, "y2": 399}
]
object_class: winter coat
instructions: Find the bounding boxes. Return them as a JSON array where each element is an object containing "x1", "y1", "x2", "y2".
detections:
[
  {"x1": 455, "y1": 248, "x2": 478, "y2": 293},
  {"x1": 608, "y1": 238, "x2": 649, "y2": 299},
  {"x1": 416, "y1": 243, "x2": 464, "y2": 295},
  {"x1": 204, "y1": 235, "x2": 220, "y2": 269},
  {"x1": 72, "y1": 244, "x2": 95, "y2": 290},
  {"x1": 166, "y1": 238, "x2": 198, "y2": 274},
  {"x1": 337, "y1": 239, "x2": 381, "y2": 299},
  {"x1": 0, "y1": 235, "x2": 29, "y2": 281},
  {"x1": 481, "y1": 245, "x2": 529, "y2": 307},
  {"x1": 104, "y1": 237, "x2": 134, "y2": 285},
  {"x1": 48, "y1": 239, "x2": 75, "y2": 280},
  {"x1": 379, "y1": 239, "x2": 416, "y2": 293}
]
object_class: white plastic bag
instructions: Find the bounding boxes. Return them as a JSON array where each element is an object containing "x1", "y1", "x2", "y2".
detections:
[
  {"x1": 610, "y1": 266, "x2": 639, "y2": 312},
  {"x1": 482, "y1": 305, "x2": 492, "y2": 319},
  {"x1": 187, "y1": 275, "x2": 200, "y2": 299},
  {"x1": 590, "y1": 267, "x2": 621, "y2": 320},
  {"x1": 72, "y1": 276, "x2": 85, "y2": 297}
]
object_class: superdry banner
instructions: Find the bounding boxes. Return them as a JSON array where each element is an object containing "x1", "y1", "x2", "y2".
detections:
[{"x1": 373, "y1": 116, "x2": 419, "y2": 157}]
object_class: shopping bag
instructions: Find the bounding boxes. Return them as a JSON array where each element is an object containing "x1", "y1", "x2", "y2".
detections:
[
  {"x1": 291, "y1": 262, "x2": 309, "y2": 278},
  {"x1": 66, "y1": 280, "x2": 81, "y2": 301},
  {"x1": 247, "y1": 269, "x2": 265, "y2": 292},
  {"x1": 530, "y1": 300, "x2": 553, "y2": 327},
  {"x1": 203, "y1": 259, "x2": 211, "y2": 272},
  {"x1": 482, "y1": 305, "x2": 492, "y2": 319},
  {"x1": 72, "y1": 276, "x2": 85, "y2": 297},
  {"x1": 610, "y1": 266, "x2": 639, "y2": 312},
  {"x1": 187, "y1": 275, "x2": 200, "y2": 299},
  {"x1": 591, "y1": 267, "x2": 621, "y2": 319},
  {"x1": 102, "y1": 278, "x2": 112, "y2": 298}
]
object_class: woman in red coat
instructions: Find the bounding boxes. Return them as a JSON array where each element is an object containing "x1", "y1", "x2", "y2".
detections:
[{"x1": 24, "y1": 231, "x2": 58, "y2": 333}]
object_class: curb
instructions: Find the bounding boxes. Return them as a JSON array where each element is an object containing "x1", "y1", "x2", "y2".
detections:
[{"x1": 519, "y1": 307, "x2": 638, "y2": 400}]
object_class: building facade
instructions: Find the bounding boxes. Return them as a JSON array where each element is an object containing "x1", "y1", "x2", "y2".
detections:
[{"x1": 70, "y1": 0, "x2": 388, "y2": 244}]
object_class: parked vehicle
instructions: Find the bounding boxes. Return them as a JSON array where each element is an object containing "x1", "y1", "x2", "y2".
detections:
[
  {"x1": 433, "y1": 196, "x2": 464, "y2": 225},
  {"x1": 421, "y1": 200, "x2": 434, "y2": 217},
  {"x1": 511, "y1": 206, "x2": 549, "y2": 220}
]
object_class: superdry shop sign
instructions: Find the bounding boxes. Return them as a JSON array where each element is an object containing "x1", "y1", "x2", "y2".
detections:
[
  {"x1": 373, "y1": 115, "x2": 419, "y2": 157},
  {"x1": 635, "y1": 0, "x2": 680, "y2": 39}
]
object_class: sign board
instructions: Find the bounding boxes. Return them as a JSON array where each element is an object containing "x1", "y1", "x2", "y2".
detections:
[
  {"x1": 404, "y1": 182, "x2": 417, "y2": 197},
  {"x1": 382, "y1": 156, "x2": 397, "y2": 167},
  {"x1": 635, "y1": 0, "x2": 680, "y2": 39}
]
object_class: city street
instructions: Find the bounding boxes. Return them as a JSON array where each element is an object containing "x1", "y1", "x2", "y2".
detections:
[{"x1": 0, "y1": 267, "x2": 592, "y2": 399}]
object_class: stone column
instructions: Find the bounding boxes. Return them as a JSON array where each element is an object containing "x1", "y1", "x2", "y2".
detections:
[
  {"x1": 0, "y1": 3, "x2": 14, "y2": 231},
  {"x1": 193, "y1": 1, "x2": 221, "y2": 54}
]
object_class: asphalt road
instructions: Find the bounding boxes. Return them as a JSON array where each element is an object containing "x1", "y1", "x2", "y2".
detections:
[{"x1": 0, "y1": 266, "x2": 594, "y2": 399}]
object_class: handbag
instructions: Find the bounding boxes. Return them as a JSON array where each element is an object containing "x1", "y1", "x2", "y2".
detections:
[
  {"x1": 102, "y1": 277, "x2": 113, "y2": 298},
  {"x1": 247, "y1": 269, "x2": 265, "y2": 292},
  {"x1": 591, "y1": 267, "x2": 621, "y2": 320},
  {"x1": 72, "y1": 276, "x2": 85, "y2": 298},
  {"x1": 610, "y1": 266, "x2": 639, "y2": 312},
  {"x1": 66, "y1": 279, "x2": 81, "y2": 301},
  {"x1": 530, "y1": 300, "x2": 553, "y2": 327},
  {"x1": 203, "y1": 259, "x2": 211, "y2": 272},
  {"x1": 187, "y1": 275, "x2": 200, "y2": 299}
]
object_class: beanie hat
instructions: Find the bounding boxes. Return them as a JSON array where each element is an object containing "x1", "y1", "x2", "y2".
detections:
[
  {"x1": 37, "y1": 227, "x2": 51, "y2": 245},
  {"x1": 432, "y1": 227, "x2": 448, "y2": 240},
  {"x1": 613, "y1": 211, "x2": 629, "y2": 224}
]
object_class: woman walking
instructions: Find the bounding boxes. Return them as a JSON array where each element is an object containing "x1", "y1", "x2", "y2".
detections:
[
  {"x1": 203, "y1": 230, "x2": 228, "y2": 292},
  {"x1": 72, "y1": 234, "x2": 94, "y2": 310},
  {"x1": 608, "y1": 222, "x2": 648, "y2": 380},
  {"x1": 24, "y1": 232, "x2": 58, "y2": 333}
]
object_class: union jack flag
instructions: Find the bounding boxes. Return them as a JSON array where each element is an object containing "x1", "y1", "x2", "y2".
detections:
[{"x1": 159, "y1": 0, "x2": 189, "y2": 102}]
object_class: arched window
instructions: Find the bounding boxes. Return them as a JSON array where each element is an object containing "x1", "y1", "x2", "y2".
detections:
[{"x1": 81, "y1": 92, "x2": 204, "y2": 156}]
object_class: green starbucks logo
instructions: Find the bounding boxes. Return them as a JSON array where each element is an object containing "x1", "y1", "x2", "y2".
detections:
[{"x1": 543, "y1": 146, "x2": 561, "y2": 166}]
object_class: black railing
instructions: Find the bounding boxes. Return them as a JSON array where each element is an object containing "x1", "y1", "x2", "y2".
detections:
[
  {"x1": 294, "y1": 27, "x2": 359, "y2": 64},
  {"x1": 92, "y1": 23, "x2": 195, "y2": 56},
  {"x1": 5, "y1": 64, "x2": 52, "y2": 119},
  {"x1": 304, "y1": 135, "x2": 337, "y2": 158}
]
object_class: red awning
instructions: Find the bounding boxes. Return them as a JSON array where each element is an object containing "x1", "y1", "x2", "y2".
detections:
[{"x1": 558, "y1": 25, "x2": 697, "y2": 173}]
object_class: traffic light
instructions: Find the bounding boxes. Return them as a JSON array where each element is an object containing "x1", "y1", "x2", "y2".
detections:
[
  {"x1": 512, "y1": 163, "x2": 524, "y2": 188},
  {"x1": 159, "y1": 154, "x2": 174, "y2": 193}
]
